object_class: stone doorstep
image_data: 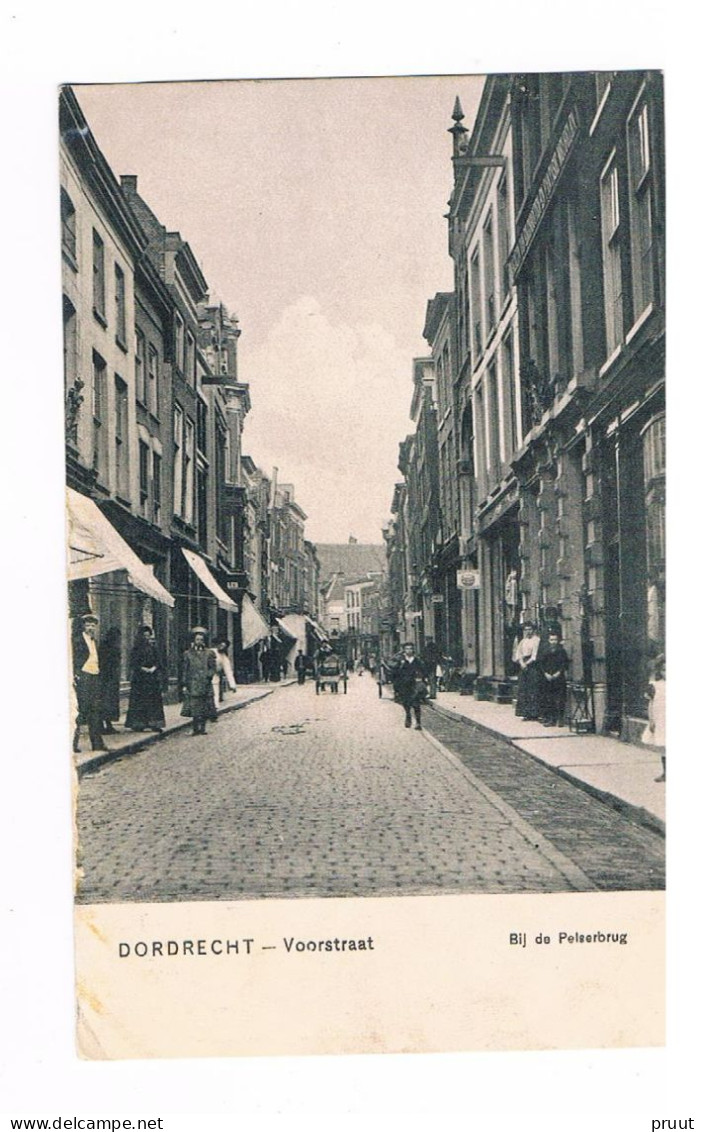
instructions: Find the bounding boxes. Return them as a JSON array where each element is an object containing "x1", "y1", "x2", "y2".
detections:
[
  {"x1": 427, "y1": 700, "x2": 665, "y2": 838},
  {"x1": 75, "y1": 683, "x2": 295, "y2": 779}
]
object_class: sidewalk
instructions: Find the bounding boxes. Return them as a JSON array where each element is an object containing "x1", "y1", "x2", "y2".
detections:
[
  {"x1": 427, "y1": 692, "x2": 665, "y2": 834},
  {"x1": 74, "y1": 680, "x2": 296, "y2": 778}
]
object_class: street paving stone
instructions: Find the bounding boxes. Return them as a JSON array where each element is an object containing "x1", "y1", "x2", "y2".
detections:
[
  {"x1": 422, "y1": 709, "x2": 665, "y2": 891},
  {"x1": 76, "y1": 676, "x2": 663, "y2": 903}
]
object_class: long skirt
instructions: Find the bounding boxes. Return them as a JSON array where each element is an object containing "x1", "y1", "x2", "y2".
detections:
[
  {"x1": 125, "y1": 672, "x2": 165, "y2": 729},
  {"x1": 539, "y1": 677, "x2": 567, "y2": 725},
  {"x1": 515, "y1": 664, "x2": 540, "y2": 719}
]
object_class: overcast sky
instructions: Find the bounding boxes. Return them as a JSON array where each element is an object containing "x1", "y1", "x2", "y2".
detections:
[{"x1": 74, "y1": 76, "x2": 484, "y2": 543}]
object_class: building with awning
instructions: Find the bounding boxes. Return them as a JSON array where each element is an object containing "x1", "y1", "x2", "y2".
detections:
[{"x1": 67, "y1": 488, "x2": 174, "y2": 607}]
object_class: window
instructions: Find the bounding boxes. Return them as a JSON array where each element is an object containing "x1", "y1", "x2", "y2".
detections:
[
  {"x1": 185, "y1": 331, "x2": 196, "y2": 387},
  {"x1": 216, "y1": 425, "x2": 229, "y2": 543},
  {"x1": 600, "y1": 158, "x2": 624, "y2": 355},
  {"x1": 135, "y1": 329, "x2": 146, "y2": 405},
  {"x1": 114, "y1": 376, "x2": 129, "y2": 499},
  {"x1": 147, "y1": 345, "x2": 159, "y2": 416},
  {"x1": 497, "y1": 175, "x2": 511, "y2": 304},
  {"x1": 114, "y1": 264, "x2": 126, "y2": 345},
  {"x1": 486, "y1": 361, "x2": 501, "y2": 477},
  {"x1": 501, "y1": 331, "x2": 516, "y2": 456},
  {"x1": 92, "y1": 230, "x2": 105, "y2": 320},
  {"x1": 196, "y1": 397, "x2": 208, "y2": 454},
  {"x1": 174, "y1": 311, "x2": 185, "y2": 373},
  {"x1": 63, "y1": 296, "x2": 79, "y2": 444},
  {"x1": 470, "y1": 249, "x2": 482, "y2": 359},
  {"x1": 184, "y1": 419, "x2": 195, "y2": 524},
  {"x1": 91, "y1": 352, "x2": 107, "y2": 480},
  {"x1": 197, "y1": 467, "x2": 208, "y2": 546},
  {"x1": 139, "y1": 439, "x2": 150, "y2": 516},
  {"x1": 483, "y1": 212, "x2": 496, "y2": 334},
  {"x1": 61, "y1": 189, "x2": 76, "y2": 262},
  {"x1": 628, "y1": 94, "x2": 655, "y2": 319},
  {"x1": 173, "y1": 405, "x2": 183, "y2": 516},
  {"x1": 152, "y1": 452, "x2": 162, "y2": 526}
]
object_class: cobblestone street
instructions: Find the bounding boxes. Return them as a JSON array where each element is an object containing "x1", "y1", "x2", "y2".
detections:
[{"x1": 76, "y1": 675, "x2": 665, "y2": 903}]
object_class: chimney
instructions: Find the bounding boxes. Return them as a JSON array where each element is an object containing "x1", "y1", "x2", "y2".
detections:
[{"x1": 120, "y1": 174, "x2": 138, "y2": 193}]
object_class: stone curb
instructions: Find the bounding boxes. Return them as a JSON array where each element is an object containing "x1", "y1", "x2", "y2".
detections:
[
  {"x1": 427, "y1": 700, "x2": 665, "y2": 839},
  {"x1": 76, "y1": 682, "x2": 295, "y2": 779}
]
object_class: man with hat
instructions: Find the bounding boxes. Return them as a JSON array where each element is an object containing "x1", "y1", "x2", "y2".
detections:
[
  {"x1": 72, "y1": 612, "x2": 106, "y2": 753},
  {"x1": 181, "y1": 626, "x2": 217, "y2": 736}
]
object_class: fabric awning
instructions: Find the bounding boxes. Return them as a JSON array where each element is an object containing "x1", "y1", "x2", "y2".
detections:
[
  {"x1": 305, "y1": 615, "x2": 328, "y2": 642},
  {"x1": 273, "y1": 617, "x2": 297, "y2": 642},
  {"x1": 181, "y1": 548, "x2": 237, "y2": 612},
  {"x1": 241, "y1": 594, "x2": 270, "y2": 650},
  {"x1": 66, "y1": 488, "x2": 175, "y2": 607}
]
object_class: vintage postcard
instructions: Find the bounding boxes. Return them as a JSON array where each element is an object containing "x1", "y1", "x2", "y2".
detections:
[{"x1": 62, "y1": 72, "x2": 665, "y2": 1059}]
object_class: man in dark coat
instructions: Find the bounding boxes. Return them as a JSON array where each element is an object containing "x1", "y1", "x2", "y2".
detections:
[
  {"x1": 72, "y1": 612, "x2": 106, "y2": 753},
  {"x1": 294, "y1": 650, "x2": 307, "y2": 685},
  {"x1": 182, "y1": 627, "x2": 217, "y2": 736},
  {"x1": 391, "y1": 642, "x2": 427, "y2": 730}
]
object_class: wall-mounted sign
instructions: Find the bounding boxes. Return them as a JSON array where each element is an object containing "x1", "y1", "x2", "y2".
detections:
[
  {"x1": 507, "y1": 106, "x2": 580, "y2": 283},
  {"x1": 457, "y1": 569, "x2": 481, "y2": 591}
]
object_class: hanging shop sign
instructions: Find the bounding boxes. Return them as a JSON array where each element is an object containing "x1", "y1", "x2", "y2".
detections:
[{"x1": 457, "y1": 568, "x2": 481, "y2": 591}]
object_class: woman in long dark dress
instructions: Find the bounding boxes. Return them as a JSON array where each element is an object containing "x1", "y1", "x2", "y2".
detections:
[
  {"x1": 98, "y1": 626, "x2": 122, "y2": 733},
  {"x1": 514, "y1": 621, "x2": 540, "y2": 720},
  {"x1": 125, "y1": 625, "x2": 166, "y2": 732},
  {"x1": 537, "y1": 631, "x2": 569, "y2": 726}
]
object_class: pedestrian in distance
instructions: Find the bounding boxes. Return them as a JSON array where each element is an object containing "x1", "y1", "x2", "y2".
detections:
[
  {"x1": 422, "y1": 638, "x2": 442, "y2": 699},
  {"x1": 213, "y1": 638, "x2": 237, "y2": 703},
  {"x1": 643, "y1": 654, "x2": 666, "y2": 782},
  {"x1": 125, "y1": 625, "x2": 166, "y2": 732},
  {"x1": 181, "y1": 626, "x2": 217, "y2": 736},
  {"x1": 294, "y1": 650, "x2": 307, "y2": 685},
  {"x1": 71, "y1": 612, "x2": 106, "y2": 753},
  {"x1": 98, "y1": 626, "x2": 122, "y2": 734},
  {"x1": 391, "y1": 641, "x2": 428, "y2": 730},
  {"x1": 513, "y1": 621, "x2": 540, "y2": 720},
  {"x1": 537, "y1": 630, "x2": 569, "y2": 726}
]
